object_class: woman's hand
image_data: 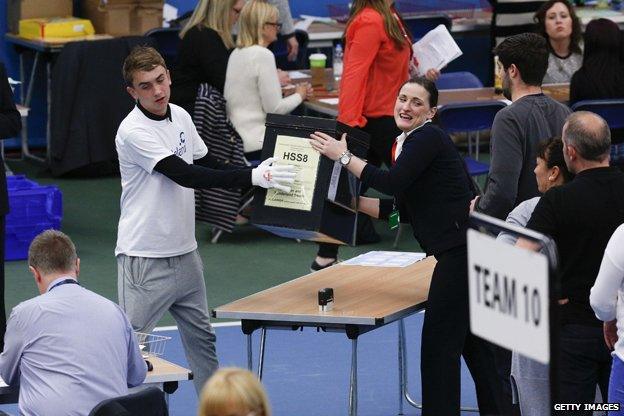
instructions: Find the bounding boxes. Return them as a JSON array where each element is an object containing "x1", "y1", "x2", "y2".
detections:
[
  {"x1": 277, "y1": 69, "x2": 291, "y2": 86},
  {"x1": 309, "y1": 131, "x2": 347, "y2": 161},
  {"x1": 295, "y1": 82, "x2": 313, "y2": 101},
  {"x1": 425, "y1": 68, "x2": 440, "y2": 81}
]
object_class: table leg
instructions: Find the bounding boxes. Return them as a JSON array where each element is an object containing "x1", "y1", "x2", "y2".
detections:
[
  {"x1": 398, "y1": 318, "x2": 479, "y2": 413},
  {"x1": 258, "y1": 327, "x2": 267, "y2": 380},
  {"x1": 398, "y1": 320, "x2": 405, "y2": 415},
  {"x1": 399, "y1": 319, "x2": 423, "y2": 409},
  {"x1": 45, "y1": 60, "x2": 51, "y2": 162},
  {"x1": 24, "y1": 51, "x2": 39, "y2": 108},
  {"x1": 247, "y1": 333, "x2": 253, "y2": 371},
  {"x1": 21, "y1": 51, "x2": 45, "y2": 163},
  {"x1": 349, "y1": 337, "x2": 358, "y2": 416}
]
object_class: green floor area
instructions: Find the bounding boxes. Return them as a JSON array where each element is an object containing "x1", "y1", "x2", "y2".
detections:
[{"x1": 5, "y1": 160, "x2": 422, "y2": 326}]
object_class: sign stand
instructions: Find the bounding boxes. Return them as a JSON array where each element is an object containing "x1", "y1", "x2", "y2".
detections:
[{"x1": 468, "y1": 212, "x2": 560, "y2": 414}]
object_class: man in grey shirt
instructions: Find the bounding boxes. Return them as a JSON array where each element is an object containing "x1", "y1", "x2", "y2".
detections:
[
  {"x1": 472, "y1": 32, "x2": 571, "y2": 221},
  {"x1": 0, "y1": 230, "x2": 146, "y2": 416},
  {"x1": 470, "y1": 33, "x2": 570, "y2": 415}
]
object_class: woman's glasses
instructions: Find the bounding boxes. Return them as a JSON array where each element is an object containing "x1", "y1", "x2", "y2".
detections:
[{"x1": 265, "y1": 22, "x2": 282, "y2": 30}]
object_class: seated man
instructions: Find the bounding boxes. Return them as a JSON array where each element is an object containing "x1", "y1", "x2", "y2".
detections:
[{"x1": 0, "y1": 230, "x2": 147, "y2": 416}]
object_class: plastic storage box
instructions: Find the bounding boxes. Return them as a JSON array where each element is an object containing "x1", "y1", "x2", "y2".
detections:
[{"x1": 6, "y1": 175, "x2": 63, "y2": 261}]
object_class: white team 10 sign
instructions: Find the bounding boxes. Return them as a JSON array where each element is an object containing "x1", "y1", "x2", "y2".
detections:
[{"x1": 467, "y1": 229, "x2": 550, "y2": 364}]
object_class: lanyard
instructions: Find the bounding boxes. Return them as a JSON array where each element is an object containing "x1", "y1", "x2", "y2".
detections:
[{"x1": 48, "y1": 279, "x2": 79, "y2": 292}]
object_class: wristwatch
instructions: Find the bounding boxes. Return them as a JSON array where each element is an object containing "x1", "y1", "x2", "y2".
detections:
[{"x1": 339, "y1": 150, "x2": 352, "y2": 166}]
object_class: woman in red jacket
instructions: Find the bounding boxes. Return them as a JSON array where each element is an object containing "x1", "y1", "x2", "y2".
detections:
[{"x1": 313, "y1": 0, "x2": 416, "y2": 270}]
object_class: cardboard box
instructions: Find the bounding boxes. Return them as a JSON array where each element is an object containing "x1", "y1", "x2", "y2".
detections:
[
  {"x1": 251, "y1": 114, "x2": 370, "y2": 245},
  {"x1": 81, "y1": 0, "x2": 163, "y2": 36},
  {"x1": 133, "y1": 4, "x2": 164, "y2": 35},
  {"x1": 19, "y1": 17, "x2": 95, "y2": 39},
  {"x1": 7, "y1": 0, "x2": 73, "y2": 33}
]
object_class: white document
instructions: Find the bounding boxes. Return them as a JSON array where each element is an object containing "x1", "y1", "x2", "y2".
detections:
[
  {"x1": 319, "y1": 98, "x2": 339, "y2": 105},
  {"x1": 294, "y1": 18, "x2": 314, "y2": 32},
  {"x1": 341, "y1": 251, "x2": 426, "y2": 267},
  {"x1": 163, "y1": 4, "x2": 178, "y2": 27},
  {"x1": 288, "y1": 71, "x2": 310, "y2": 80},
  {"x1": 412, "y1": 24, "x2": 463, "y2": 74},
  {"x1": 299, "y1": 15, "x2": 335, "y2": 23}
]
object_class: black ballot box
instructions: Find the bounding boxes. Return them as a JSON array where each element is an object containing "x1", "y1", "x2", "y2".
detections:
[{"x1": 251, "y1": 114, "x2": 370, "y2": 245}]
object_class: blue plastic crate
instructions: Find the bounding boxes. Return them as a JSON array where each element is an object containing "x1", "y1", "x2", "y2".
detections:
[
  {"x1": 5, "y1": 175, "x2": 63, "y2": 261},
  {"x1": 6, "y1": 220, "x2": 62, "y2": 261}
]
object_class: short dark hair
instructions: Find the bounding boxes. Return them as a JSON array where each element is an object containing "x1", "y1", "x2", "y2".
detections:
[
  {"x1": 493, "y1": 33, "x2": 549, "y2": 86},
  {"x1": 563, "y1": 111, "x2": 611, "y2": 161},
  {"x1": 401, "y1": 76, "x2": 438, "y2": 107},
  {"x1": 534, "y1": 0, "x2": 582, "y2": 55},
  {"x1": 536, "y1": 137, "x2": 573, "y2": 183},
  {"x1": 123, "y1": 46, "x2": 167, "y2": 86},
  {"x1": 28, "y1": 230, "x2": 77, "y2": 275}
]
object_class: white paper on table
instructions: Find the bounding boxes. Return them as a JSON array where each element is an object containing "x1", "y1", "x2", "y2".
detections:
[
  {"x1": 341, "y1": 251, "x2": 426, "y2": 267},
  {"x1": 319, "y1": 98, "x2": 339, "y2": 105},
  {"x1": 163, "y1": 3, "x2": 178, "y2": 27},
  {"x1": 0, "y1": 377, "x2": 7, "y2": 388},
  {"x1": 289, "y1": 71, "x2": 310, "y2": 80},
  {"x1": 294, "y1": 18, "x2": 314, "y2": 32},
  {"x1": 412, "y1": 24, "x2": 463, "y2": 74},
  {"x1": 299, "y1": 15, "x2": 335, "y2": 23}
]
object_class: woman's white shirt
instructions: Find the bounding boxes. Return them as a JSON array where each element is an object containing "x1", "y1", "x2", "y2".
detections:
[{"x1": 225, "y1": 45, "x2": 302, "y2": 153}]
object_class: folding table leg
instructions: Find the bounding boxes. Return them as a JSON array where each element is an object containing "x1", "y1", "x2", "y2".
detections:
[
  {"x1": 398, "y1": 318, "x2": 479, "y2": 413},
  {"x1": 258, "y1": 327, "x2": 267, "y2": 380},
  {"x1": 247, "y1": 333, "x2": 253, "y2": 371},
  {"x1": 349, "y1": 338, "x2": 358, "y2": 416}
]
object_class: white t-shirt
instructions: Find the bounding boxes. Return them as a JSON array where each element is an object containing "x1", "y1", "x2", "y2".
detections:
[
  {"x1": 115, "y1": 104, "x2": 208, "y2": 257},
  {"x1": 590, "y1": 223, "x2": 624, "y2": 361},
  {"x1": 224, "y1": 45, "x2": 302, "y2": 153}
]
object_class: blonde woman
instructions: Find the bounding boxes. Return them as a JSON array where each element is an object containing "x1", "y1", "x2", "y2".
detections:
[
  {"x1": 171, "y1": 0, "x2": 244, "y2": 116},
  {"x1": 224, "y1": 0, "x2": 312, "y2": 159},
  {"x1": 198, "y1": 368, "x2": 271, "y2": 416}
]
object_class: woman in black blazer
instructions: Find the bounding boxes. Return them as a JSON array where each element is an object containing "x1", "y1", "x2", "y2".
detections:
[
  {"x1": 0, "y1": 62, "x2": 22, "y2": 350},
  {"x1": 310, "y1": 76, "x2": 499, "y2": 415},
  {"x1": 171, "y1": 0, "x2": 244, "y2": 116}
]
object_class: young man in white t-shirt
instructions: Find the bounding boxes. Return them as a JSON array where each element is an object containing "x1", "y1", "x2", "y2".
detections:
[{"x1": 115, "y1": 46, "x2": 295, "y2": 393}]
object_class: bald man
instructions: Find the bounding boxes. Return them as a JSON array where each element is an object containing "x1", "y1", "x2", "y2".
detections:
[{"x1": 518, "y1": 111, "x2": 624, "y2": 411}]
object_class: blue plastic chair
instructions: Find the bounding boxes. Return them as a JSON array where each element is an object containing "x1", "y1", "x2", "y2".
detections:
[
  {"x1": 570, "y1": 99, "x2": 624, "y2": 128},
  {"x1": 438, "y1": 100, "x2": 508, "y2": 176},
  {"x1": 403, "y1": 14, "x2": 452, "y2": 40},
  {"x1": 570, "y1": 99, "x2": 624, "y2": 163},
  {"x1": 145, "y1": 27, "x2": 181, "y2": 69},
  {"x1": 436, "y1": 71, "x2": 483, "y2": 90}
]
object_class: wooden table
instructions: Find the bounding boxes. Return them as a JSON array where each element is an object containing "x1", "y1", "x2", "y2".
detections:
[
  {"x1": 213, "y1": 256, "x2": 436, "y2": 416},
  {"x1": 0, "y1": 356, "x2": 192, "y2": 406},
  {"x1": 302, "y1": 79, "x2": 570, "y2": 118}
]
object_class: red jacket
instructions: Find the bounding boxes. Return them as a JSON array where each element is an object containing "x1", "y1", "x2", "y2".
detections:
[{"x1": 338, "y1": 7, "x2": 411, "y2": 127}]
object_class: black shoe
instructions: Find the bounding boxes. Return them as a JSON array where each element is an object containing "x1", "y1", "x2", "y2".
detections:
[{"x1": 310, "y1": 259, "x2": 338, "y2": 272}]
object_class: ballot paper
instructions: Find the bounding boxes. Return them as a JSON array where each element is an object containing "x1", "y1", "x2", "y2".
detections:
[
  {"x1": 294, "y1": 18, "x2": 314, "y2": 32},
  {"x1": 289, "y1": 71, "x2": 310, "y2": 80},
  {"x1": 341, "y1": 251, "x2": 426, "y2": 267},
  {"x1": 412, "y1": 24, "x2": 462, "y2": 74},
  {"x1": 319, "y1": 98, "x2": 339, "y2": 105}
]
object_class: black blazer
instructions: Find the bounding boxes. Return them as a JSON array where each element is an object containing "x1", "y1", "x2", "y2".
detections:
[
  {"x1": 0, "y1": 63, "x2": 22, "y2": 215},
  {"x1": 360, "y1": 123, "x2": 473, "y2": 256},
  {"x1": 171, "y1": 26, "x2": 232, "y2": 116}
]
